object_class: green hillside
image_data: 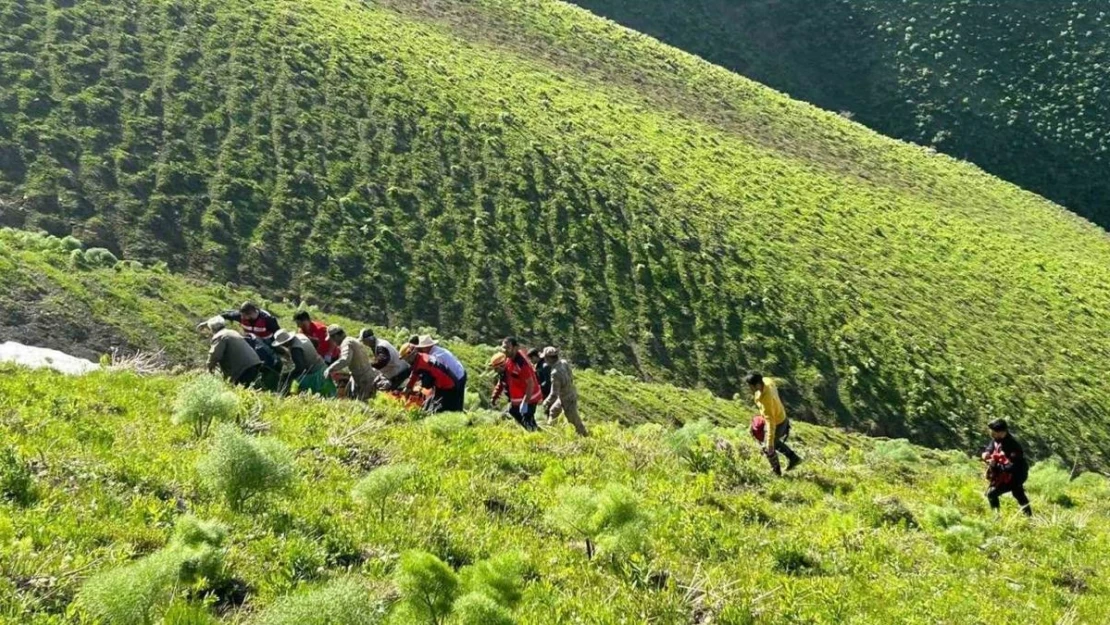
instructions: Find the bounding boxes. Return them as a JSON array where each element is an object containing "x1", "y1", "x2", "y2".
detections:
[
  {"x1": 3, "y1": 365, "x2": 1109, "y2": 624},
  {"x1": 568, "y1": 0, "x2": 1110, "y2": 226},
  {"x1": 3, "y1": 0, "x2": 1110, "y2": 467}
]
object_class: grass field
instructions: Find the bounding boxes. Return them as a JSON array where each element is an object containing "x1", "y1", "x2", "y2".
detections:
[
  {"x1": 568, "y1": 0, "x2": 1110, "y2": 226},
  {"x1": 3, "y1": 0, "x2": 1110, "y2": 462},
  {"x1": 2, "y1": 365, "x2": 1108, "y2": 624}
]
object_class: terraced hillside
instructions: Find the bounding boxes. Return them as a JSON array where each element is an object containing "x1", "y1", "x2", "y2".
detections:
[
  {"x1": 2, "y1": 365, "x2": 1109, "y2": 624},
  {"x1": 569, "y1": 0, "x2": 1110, "y2": 226},
  {"x1": 2, "y1": 0, "x2": 1110, "y2": 465}
]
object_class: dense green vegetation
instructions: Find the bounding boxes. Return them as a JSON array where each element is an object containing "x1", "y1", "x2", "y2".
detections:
[
  {"x1": 568, "y1": 0, "x2": 1110, "y2": 226},
  {"x1": 3, "y1": 0, "x2": 1110, "y2": 467},
  {"x1": 3, "y1": 365, "x2": 1109, "y2": 624}
]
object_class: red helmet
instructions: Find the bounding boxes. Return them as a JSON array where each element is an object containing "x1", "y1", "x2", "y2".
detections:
[{"x1": 750, "y1": 415, "x2": 767, "y2": 443}]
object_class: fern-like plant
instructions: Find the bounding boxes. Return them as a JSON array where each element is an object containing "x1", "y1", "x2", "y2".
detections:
[
  {"x1": 393, "y1": 550, "x2": 459, "y2": 625},
  {"x1": 173, "y1": 375, "x2": 241, "y2": 438},
  {"x1": 196, "y1": 424, "x2": 295, "y2": 509},
  {"x1": 352, "y1": 463, "x2": 416, "y2": 523}
]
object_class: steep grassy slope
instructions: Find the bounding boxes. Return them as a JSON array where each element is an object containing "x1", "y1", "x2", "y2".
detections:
[
  {"x1": 3, "y1": 0, "x2": 1110, "y2": 465},
  {"x1": 568, "y1": 0, "x2": 1110, "y2": 226},
  {"x1": 2, "y1": 367, "x2": 1109, "y2": 624}
]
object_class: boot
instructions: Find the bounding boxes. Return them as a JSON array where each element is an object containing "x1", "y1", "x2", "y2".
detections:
[{"x1": 765, "y1": 450, "x2": 782, "y2": 476}]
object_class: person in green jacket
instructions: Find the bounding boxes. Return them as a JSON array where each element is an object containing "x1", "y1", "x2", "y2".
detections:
[{"x1": 272, "y1": 329, "x2": 335, "y2": 397}]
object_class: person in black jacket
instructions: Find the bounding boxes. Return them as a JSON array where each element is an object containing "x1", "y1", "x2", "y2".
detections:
[
  {"x1": 221, "y1": 301, "x2": 280, "y2": 343},
  {"x1": 529, "y1": 347, "x2": 552, "y2": 400},
  {"x1": 981, "y1": 419, "x2": 1032, "y2": 517}
]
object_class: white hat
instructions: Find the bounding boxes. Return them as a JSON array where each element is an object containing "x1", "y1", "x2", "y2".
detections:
[
  {"x1": 205, "y1": 316, "x2": 226, "y2": 332},
  {"x1": 416, "y1": 335, "x2": 438, "y2": 349},
  {"x1": 272, "y1": 329, "x2": 295, "y2": 347},
  {"x1": 541, "y1": 346, "x2": 559, "y2": 359}
]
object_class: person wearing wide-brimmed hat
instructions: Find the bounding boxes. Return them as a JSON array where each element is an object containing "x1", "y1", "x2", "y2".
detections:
[
  {"x1": 323, "y1": 325, "x2": 376, "y2": 401},
  {"x1": 541, "y1": 347, "x2": 588, "y2": 437},
  {"x1": 359, "y1": 329, "x2": 410, "y2": 391},
  {"x1": 410, "y1": 335, "x2": 467, "y2": 411},
  {"x1": 201, "y1": 316, "x2": 262, "y2": 387},
  {"x1": 273, "y1": 329, "x2": 333, "y2": 396},
  {"x1": 399, "y1": 342, "x2": 459, "y2": 411},
  {"x1": 489, "y1": 348, "x2": 541, "y2": 432}
]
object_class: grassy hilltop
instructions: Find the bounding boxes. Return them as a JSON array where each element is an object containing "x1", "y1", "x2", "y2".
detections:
[
  {"x1": 568, "y1": 0, "x2": 1110, "y2": 226},
  {"x1": 1, "y1": 365, "x2": 1109, "y2": 624},
  {"x1": 2, "y1": 0, "x2": 1110, "y2": 466}
]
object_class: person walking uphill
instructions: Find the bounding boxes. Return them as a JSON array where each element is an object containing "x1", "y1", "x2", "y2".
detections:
[
  {"x1": 323, "y1": 325, "x2": 377, "y2": 401},
  {"x1": 529, "y1": 348, "x2": 552, "y2": 400},
  {"x1": 221, "y1": 302, "x2": 280, "y2": 343},
  {"x1": 982, "y1": 419, "x2": 1033, "y2": 517},
  {"x1": 273, "y1": 329, "x2": 333, "y2": 396},
  {"x1": 746, "y1": 372, "x2": 802, "y2": 476},
  {"x1": 541, "y1": 347, "x2": 588, "y2": 437},
  {"x1": 490, "y1": 346, "x2": 542, "y2": 432},
  {"x1": 202, "y1": 317, "x2": 262, "y2": 387}
]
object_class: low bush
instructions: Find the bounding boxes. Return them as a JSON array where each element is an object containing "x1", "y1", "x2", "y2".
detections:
[
  {"x1": 0, "y1": 447, "x2": 35, "y2": 505},
  {"x1": 938, "y1": 524, "x2": 984, "y2": 554},
  {"x1": 452, "y1": 592, "x2": 514, "y2": 625},
  {"x1": 84, "y1": 247, "x2": 119, "y2": 267},
  {"x1": 75, "y1": 516, "x2": 226, "y2": 625},
  {"x1": 665, "y1": 419, "x2": 717, "y2": 472},
  {"x1": 352, "y1": 463, "x2": 417, "y2": 523},
  {"x1": 196, "y1": 424, "x2": 295, "y2": 509},
  {"x1": 423, "y1": 413, "x2": 470, "y2": 438},
  {"x1": 547, "y1": 483, "x2": 650, "y2": 561},
  {"x1": 393, "y1": 550, "x2": 459, "y2": 625},
  {"x1": 252, "y1": 577, "x2": 389, "y2": 625},
  {"x1": 922, "y1": 505, "x2": 965, "y2": 530},
  {"x1": 771, "y1": 545, "x2": 821, "y2": 575},
  {"x1": 173, "y1": 375, "x2": 241, "y2": 438},
  {"x1": 460, "y1": 551, "x2": 528, "y2": 609},
  {"x1": 868, "y1": 439, "x2": 920, "y2": 465},
  {"x1": 866, "y1": 495, "x2": 917, "y2": 529},
  {"x1": 1027, "y1": 460, "x2": 1074, "y2": 506}
]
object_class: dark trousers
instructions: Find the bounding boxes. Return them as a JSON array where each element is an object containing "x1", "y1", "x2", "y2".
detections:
[
  {"x1": 509, "y1": 402, "x2": 539, "y2": 432},
  {"x1": 766, "y1": 419, "x2": 800, "y2": 474},
  {"x1": 439, "y1": 374, "x2": 467, "y2": 412},
  {"x1": 987, "y1": 481, "x2": 1033, "y2": 516},
  {"x1": 235, "y1": 364, "x2": 262, "y2": 388}
]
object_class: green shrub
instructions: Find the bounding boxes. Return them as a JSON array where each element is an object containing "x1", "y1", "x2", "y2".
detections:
[
  {"x1": 394, "y1": 550, "x2": 459, "y2": 625},
  {"x1": 252, "y1": 578, "x2": 389, "y2": 625},
  {"x1": 547, "y1": 484, "x2": 650, "y2": 561},
  {"x1": 1027, "y1": 460, "x2": 1074, "y2": 506},
  {"x1": 0, "y1": 447, "x2": 35, "y2": 505},
  {"x1": 771, "y1": 545, "x2": 821, "y2": 575},
  {"x1": 352, "y1": 463, "x2": 417, "y2": 523},
  {"x1": 196, "y1": 424, "x2": 295, "y2": 509},
  {"x1": 451, "y1": 592, "x2": 514, "y2": 625},
  {"x1": 60, "y1": 235, "x2": 83, "y2": 251},
  {"x1": 84, "y1": 247, "x2": 119, "y2": 267},
  {"x1": 868, "y1": 439, "x2": 920, "y2": 465},
  {"x1": 922, "y1": 505, "x2": 965, "y2": 530},
  {"x1": 665, "y1": 419, "x2": 717, "y2": 472},
  {"x1": 162, "y1": 600, "x2": 218, "y2": 625},
  {"x1": 866, "y1": 496, "x2": 917, "y2": 529},
  {"x1": 173, "y1": 375, "x2": 241, "y2": 438},
  {"x1": 424, "y1": 413, "x2": 471, "y2": 438},
  {"x1": 75, "y1": 516, "x2": 226, "y2": 625},
  {"x1": 460, "y1": 551, "x2": 528, "y2": 609},
  {"x1": 938, "y1": 524, "x2": 984, "y2": 553}
]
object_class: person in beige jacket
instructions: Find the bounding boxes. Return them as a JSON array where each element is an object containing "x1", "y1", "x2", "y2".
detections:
[
  {"x1": 542, "y1": 347, "x2": 588, "y2": 437},
  {"x1": 323, "y1": 325, "x2": 377, "y2": 401},
  {"x1": 202, "y1": 316, "x2": 262, "y2": 387}
]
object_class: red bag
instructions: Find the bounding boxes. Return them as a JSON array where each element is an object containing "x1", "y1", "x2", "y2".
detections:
[{"x1": 750, "y1": 415, "x2": 767, "y2": 443}]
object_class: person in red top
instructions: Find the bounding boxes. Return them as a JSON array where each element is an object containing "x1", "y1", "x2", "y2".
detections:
[
  {"x1": 490, "y1": 338, "x2": 542, "y2": 432},
  {"x1": 221, "y1": 301, "x2": 280, "y2": 343},
  {"x1": 294, "y1": 311, "x2": 340, "y2": 364},
  {"x1": 399, "y1": 343, "x2": 460, "y2": 412}
]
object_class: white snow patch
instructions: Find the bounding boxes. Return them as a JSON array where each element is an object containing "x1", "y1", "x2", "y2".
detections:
[{"x1": 0, "y1": 342, "x2": 101, "y2": 375}]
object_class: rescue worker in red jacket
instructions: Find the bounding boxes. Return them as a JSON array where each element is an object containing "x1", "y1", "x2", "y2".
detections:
[
  {"x1": 221, "y1": 301, "x2": 280, "y2": 343},
  {"x1": 294, "y1": 311, "x2": 340, "y2": 363},
  {"x1": 981, "y1": 419, "x2": 1032, "y2": 517},
  {"x1": 399, "y1": 343, "x2": 460, "y2": 412},
  {"x1": 489, "y1": 342, "x2": 542, "y2": 432}
]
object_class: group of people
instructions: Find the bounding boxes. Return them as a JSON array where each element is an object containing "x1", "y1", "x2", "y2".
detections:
[
  {"x1": 200, "y1": 302, "x2": 588, "y2": 437},
  {"x1": 202, "y1": 302, "x2": 1034, "y2": 513}
]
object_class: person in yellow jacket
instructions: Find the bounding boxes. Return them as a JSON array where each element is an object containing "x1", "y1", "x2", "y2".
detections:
[{"x1": 746, "y1": 371, "x2": 802, "y2": 476}]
